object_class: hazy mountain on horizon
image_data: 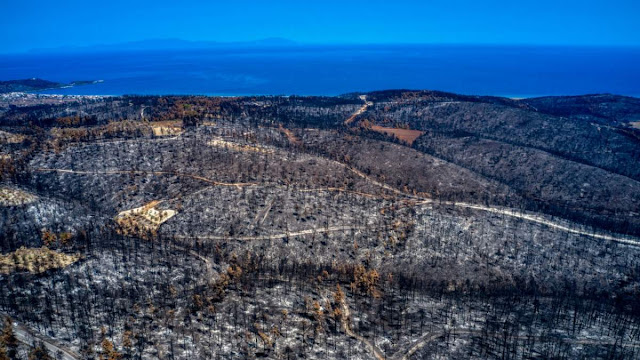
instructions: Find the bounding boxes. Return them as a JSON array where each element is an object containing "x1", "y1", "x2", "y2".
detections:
[
  {"x1": 24, "y1": 37, "x2": 299, "y2": 54},
  {"x1": 17, "y1": 39, "x2": 640, "y2": 56}
]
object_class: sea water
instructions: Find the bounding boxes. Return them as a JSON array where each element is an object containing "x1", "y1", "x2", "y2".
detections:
[{"x1": 1, "y1": 44, "x2": 639, "y2": 97}]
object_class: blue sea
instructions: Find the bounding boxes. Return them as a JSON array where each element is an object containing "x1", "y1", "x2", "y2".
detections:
[{"x1": 1, "y1": 45, "x2": 639, "y2": 97}]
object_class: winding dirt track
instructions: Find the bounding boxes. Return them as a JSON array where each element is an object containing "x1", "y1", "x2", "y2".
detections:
[
  {"x1": 171, "y1": 243, "x2": 216, "y2": 276},
  {"x1": 1, "y1": 314, "x2": 81, "y2": 360},
  {"x1": 343, "y1": 165, "x2": 423, "y2": 199},
  {"x1": 416, "y1": 199, "x2": 640, "y2": 247},
  {"x1": 34, "y1": 168, "x2": 257, "y2": 188},
  {"x1": 392, "y1": 328, "x2": 640, "y2": 360},
  {"x1": 80, "y1": 136, "x2": 180, "y2": 145},
  {"x1": 296, "y1": 186, "x2": 393, "y2": 199},
  {"x1": 34, "y1": 167, "x2": 394, "y2": 198},
  {"x1": 173, "y1": 225, "x2": 370, "y2": 241},
  {"x1": 338, "y1": 298, "x2": 386, "y2": 360},
  {"x1": 336, "y1": 298, "x2": 640, "y2": 360},
  {"x1": 35, "y1": 166, "x2": 639, "y2": 246},
  {"x1": 345, "y1": 95, "x2": 373, "y2": 125},
  {"x1": 343, "y1": 96, "x2": 639, "y2": 246}
]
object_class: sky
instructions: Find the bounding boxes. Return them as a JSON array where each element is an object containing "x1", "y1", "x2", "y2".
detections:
[{"x1": 1, "y1": 0, "x2": 639, "y2": 53}]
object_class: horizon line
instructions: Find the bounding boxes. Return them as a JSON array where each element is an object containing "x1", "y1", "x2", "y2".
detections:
[{"x1": 3, "y1": 38, "x2": 640, "y2": 55}]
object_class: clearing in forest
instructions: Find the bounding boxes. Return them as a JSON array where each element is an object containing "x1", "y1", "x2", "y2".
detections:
[
  {"x1": 152, "y1": 120, "x2": 184, "y2": 136},
  {"x1": 278, "y1": 124, "x2": 302, "y2": 145},
  {"x1": 0, "y1": 186, "x2": 38, "y2": 206},
  {"x1": 630, "y1": 121, "x2": 640, "y2": 130},
  {"x1": 0, "y1": 247, "x2": 82, "y2": 274},
  {"x1": 369, "y1": 125, "x2": 425, "y2": 145},
  {"x1": 207, "y1": 137, "x2": 274, "y2": 154},
  {"x1": 115, "y1": 200, "x2": 177, "y2": 237},
  {"x1": 0, "y1": 130, "x2": 26, "y2": 144}
]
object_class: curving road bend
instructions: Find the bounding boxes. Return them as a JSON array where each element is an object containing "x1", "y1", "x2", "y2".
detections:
[{"x1": 1, "y1": 314, "x2": 80, "y2": 360}]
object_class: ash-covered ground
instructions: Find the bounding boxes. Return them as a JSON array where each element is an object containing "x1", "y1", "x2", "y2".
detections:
[{"x1": 1, "y1": 91, "x2": 640, "y2": 359}]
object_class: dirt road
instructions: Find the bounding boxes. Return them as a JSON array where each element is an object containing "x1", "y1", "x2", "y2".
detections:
[
  {"x1": 418, "y1": 199, "x2": 640, "y2": 247},
  {"x1": 34, "y1": 168, "x2": 257, "y2": 188},
  {"x1": 1, "y1": 314, "x2": 81, "y2": 360},
  {"x1": 345, "y1": 95, "x2": 373, "y2": 125},
  {"x1": 174, "y1": 225, "x2": 370, "y2": 241}
]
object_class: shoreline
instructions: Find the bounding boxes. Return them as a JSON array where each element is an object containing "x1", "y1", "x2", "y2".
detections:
[{"x1": 23, "y1": 92, "x2": 640, "y2": 100}]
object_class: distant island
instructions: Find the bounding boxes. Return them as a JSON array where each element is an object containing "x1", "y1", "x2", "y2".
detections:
[
  {"x1": 0, "y1": 78, "x2": 102, "y2": 93},
  {"x1": 26, "y1": 38, "x2": 298, "y2": 54}
]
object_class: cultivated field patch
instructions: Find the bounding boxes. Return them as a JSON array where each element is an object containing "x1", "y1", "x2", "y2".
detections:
[
  {"x1": 0, "y1": 186, "x2": 38, "y2": 206},
  {"x1": 0, "y1": 246, "x2": 82, "y2": 274},
  {"x1": 369, "y1": 125, "x2": 425, "y2": 145},
  {"x1": 152, "y1": 120, "x2": 184, "y2": 136},
  {"x1": 49, "y1": 120, "x2": 154, "y2": 145},
  {"x1": 278, "y1": 124, "x2": 302, "y2": 145},
  {"x1": 115, "y1": 200, "x2": 177, "y2": 237},
  {"x1": 207, "y1": 137, "x2": 274, "y2": 154},
  {"x1": 0, "y1": 130, "x2": 26, "y2": 144}
]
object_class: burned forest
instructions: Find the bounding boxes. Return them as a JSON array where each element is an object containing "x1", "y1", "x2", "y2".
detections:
[{"x1": 1, "y1": 90, "x2": 640, "y2": 359}]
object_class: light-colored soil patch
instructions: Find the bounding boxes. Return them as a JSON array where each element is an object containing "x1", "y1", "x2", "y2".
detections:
[
  {"x1": 278, "y1": 125, "x2": 302, "y2": 145},
  {"x1": 0, "y1": 186, "x2": 38, "y2": 206},
  {"x1": 207, "y1": 138, "x2": 274, "y2": 154},
  {"x1": 0, "y1": 130, "x2": 26, "y2": 144},
  {"x1": 345, "y1": 95, "x2": 373, "y2": 125},
  {"x1": 0, "y1": 247, "x2": 82, "y2": 274},
  {"x1": 369, "y1": 125, "x2": 425, "y2": 145},
  {"x1": 49, "y1": 120, "x2": 154, "y2": 146},
  {"x1": 630, "y1": 121, "x2": 640, "y2": 130},
  {"x1": 152, "y1": 120, "x2": 183, "y2": 136},
  {"x1": 115, "y1": 200, "x2": 177, "y2": 237}
]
